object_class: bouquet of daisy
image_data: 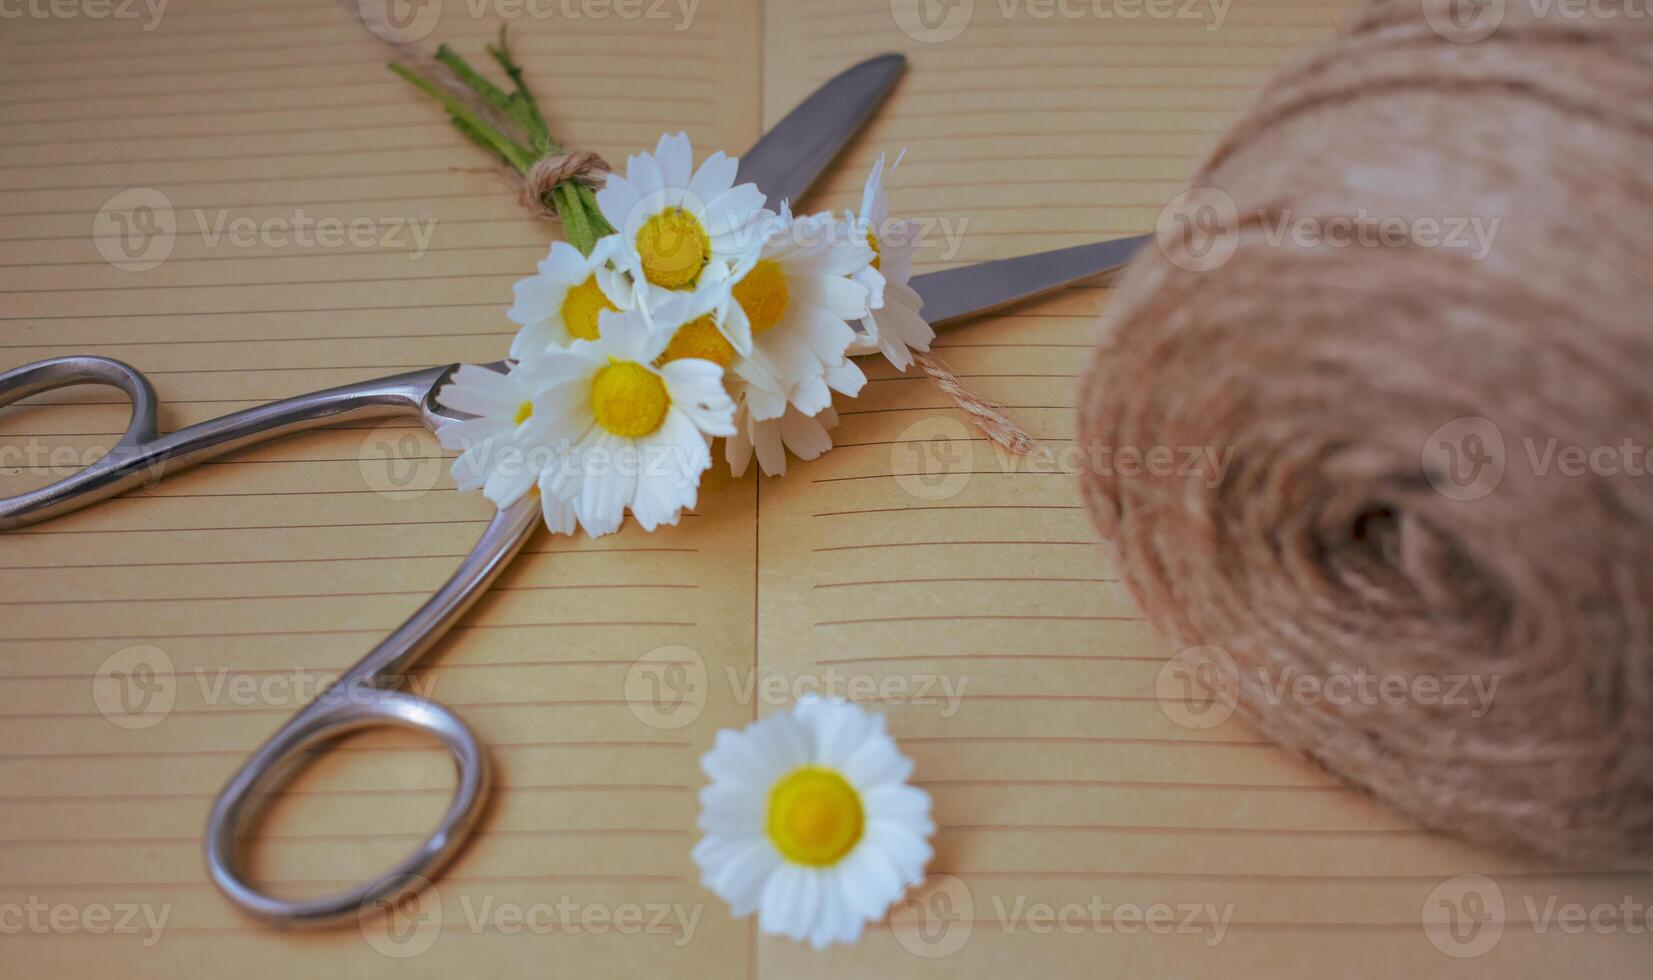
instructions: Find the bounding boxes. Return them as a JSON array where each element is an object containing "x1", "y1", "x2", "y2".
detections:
[{"x1": 396, "y1": 38, "x2": 933, "y2": 538}]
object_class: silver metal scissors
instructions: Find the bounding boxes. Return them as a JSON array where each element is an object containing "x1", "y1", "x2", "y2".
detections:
[{"x1": 0, "y1": 54, "x2": 1150, "y2": 928}]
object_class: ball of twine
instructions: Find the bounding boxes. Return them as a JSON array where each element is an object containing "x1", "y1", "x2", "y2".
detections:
[{"x1": 1078, "y1": 0, "x2": 1653, "y2": 860}]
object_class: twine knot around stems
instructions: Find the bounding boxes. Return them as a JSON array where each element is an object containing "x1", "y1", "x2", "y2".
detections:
[
  {"x1": 387, "y1": 26, "x2": 615, "y2": 254},
  {"x1": 519, "y1": 150, "x2": 611, "y2": 220}
]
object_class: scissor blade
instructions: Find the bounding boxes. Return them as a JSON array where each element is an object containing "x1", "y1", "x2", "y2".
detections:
[
  {"x1": 914, "y1": 234, "x2": 1153, "y2": 327},
  {"x1": 735, "y1": 54, "x2": 907, "y2": 210}
]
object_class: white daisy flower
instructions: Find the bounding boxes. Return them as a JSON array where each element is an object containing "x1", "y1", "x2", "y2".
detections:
[
  {"x1": 433, "y1": 362, "x2": 549, "y2": 508},
  {"x1": 847, "y1": 154, "x2": 934, "y2": 371},
  {"x1": 596, "y1": 131, "x2": 767, "y2": 313},
  {"x1": 716, "y1": 207, "x2": 876, "y2": 422},
  {"x1": 506, "y1": 235, "x2": 631, "y2": 358},
  {"x1": 725, "y1": 380, "x2": 839, "y2": 478},
  {"x1": 692, "y1": 697, "x2": 935, "y2": 949},
  {"x1": 530, "y1": 301, "x2": 736, "y2": 537}
]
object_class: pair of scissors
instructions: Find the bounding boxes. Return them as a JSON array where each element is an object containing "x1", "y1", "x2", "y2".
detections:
[{"x1": 0, "y1": 54, "x2": 1151, "y2": 928}]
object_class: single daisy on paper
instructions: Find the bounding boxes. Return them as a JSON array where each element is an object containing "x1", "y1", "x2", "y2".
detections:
[
  {"x1": 692, "y1": 697, "x2": 935, "y2": 949},
  {"x1": 725, "y1": 381, "x2": 839, "y2": 478},
  {"x1": 846, "y1": 154, "x2": 934, "y2": 371},
  {"x1": 717, "y1": 206, "x2": 877, "y2": 422},
  {"x1": 506, "y1": 235, "x2": 631, "y2": 359},
  {"x1": 434, "y1": 362, "x2": 567, "y2": 527},
  {"x1": 529, "y1": 301, "x2": 736, "y2": 537},
  {"x1": 596, "y1": 131, "x2": 767, "y2": 313}
]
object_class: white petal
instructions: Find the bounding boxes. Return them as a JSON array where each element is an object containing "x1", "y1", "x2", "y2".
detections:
[
  {"x1": 694, "y1": 835, "x2": 781, "y2": 917},
  {"x1": 696, "y1": 782, "x2": 767, "y2": 837},
  {"x1": 572, "y1": 432, "x2": 635, "y2": 538},
  {"x1": 703, "y1": 723, "x2": 783, "y2": 785},
  {"x1": 661, "y1": 359, "x2": 737, "y2": 436},
  {"x1": 508, "y1": 318, "x2": 567, "y2": 361},
  {"x1": 858, "y1": 155, "x2": 884, "y2": 222},
  {"x1": 801, "y1": 698, "x2": 878, "y2": 770},
  {"x1": 738, "y1": 374, "x2": 789, "y2": 422},
  {"x1": 790, "y1": 375, "x2": 833, "y2": 418},
  {"x1": 481, "y1": 450, "x2": 538, "y2": 509},
  {"x1": 595, "y1": 307, "x2": 660, "y2": 363},
  {"x1": 653, "y1": 131, "x2": 694, "y2": 187},
  {"x1": 779, "y1": 407, "x2": 835, "y2": 461},
  {"x1": 447, "y1": 438, "x2": 496, "y2": 492},
  {"x1": 838, "y1": 842, "x2": 906, "y2": 920},
  {"x1": 629, "y1": 146, "x2": 666, "y2": 199},
  {"x1": 825, "y1": 358, "x2": 866, "y2": 400},
  {"x1": 759, "y1": 864, "x2": 819, "y2": 942},
  {"x1": 808, "y1": 867, "x2": 867, "y2": 949},
  {"x1": 815, "y1": 272, "x2": 874, "y2": 320},
  {"x1": 842, "y1": 733, "x2": 914, "y2": 790},
  {"x1": 595, "y1": 175, "x2": 641, "y2": 233},
  {"x1": 725, "y1": 426, "x2": 755, "y2": 478},
  {"x1": 751, "y1": 712, "x2": 815, "y2": 771},
  {"x1": 865, "y1": 818, "x2": 935, "y2": 885},
  {"x1": 437, "y1": 364, "x2": 518, "y2": 418},
  {"x1": 713, "y1": 293, "x2": 755, "y2": 357},
  {"x1": 543, "y1": 240, "x2": 589, "y2": 282},
  {"x1": 629, "y1": 422, "x2": 703, "y2": 532},
  {"x1": 436, "y1": 415, "x2": 507, "y2": 454},
  {"x1": 702, "y1": 184, "x2": 767, "y2": 239},
  {"x1": 507, "y1": 272, "x2": 565, "y2": 327},
  {"x1": 861, "y1": 782, "x2": 933, "y2": 825},
  {"x1": 751, "y1": 416, "x2": 786, "y2": 476},
  {"x1": 688, "y1": 149, "x2": 738, "y2": 203},
  {"x1": 537, "y1": 482, "x2": 576, "y2": 535}
]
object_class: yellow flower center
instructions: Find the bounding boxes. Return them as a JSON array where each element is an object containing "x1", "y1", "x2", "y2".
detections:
[
  {"x1": 660, "y1": 314, "x2": 735, "y2": 367},
  {"x1": 866, "y1": 229, "x2": 882, "y2": 270},
  {"x1": 766, "y1": 767, "x2": 864, "y2": 866},
  {"x1": 589, "y1": 359, "x2": 670, "y2": 437},
  {"x1": 636, "y1": 207, "x2": 710, "y2": 290},
  {"x1": 732, "y1": 259, "x2": 789, "y2": 335},
  {"x1": 514, "y1": 400, "x2": 534, "y2": 426},
  {"x1": 560, "y1": 274, "x2": 616, "y2": 341}
]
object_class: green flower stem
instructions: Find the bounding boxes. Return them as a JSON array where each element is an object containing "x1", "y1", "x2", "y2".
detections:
[
  {"x1": 487, "y1": 28, "x2": 553, "y2": 156},
  {"x1": 387, "y1": 62, "x2": 533, "y2": 173},
  {"x1": 555, "y1": 182, "x2": 594, "y2": 255},
  {"x1": 576, "y1": 184, "x2": 616, "y2": 240},
  {"x1": 391, "y1": 26, "x2": 613, "y2": 257}
]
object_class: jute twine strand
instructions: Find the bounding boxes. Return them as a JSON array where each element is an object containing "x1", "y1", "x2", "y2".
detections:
[{"x1": 515, "y1": 150, "x2": 611, "y2": 219}]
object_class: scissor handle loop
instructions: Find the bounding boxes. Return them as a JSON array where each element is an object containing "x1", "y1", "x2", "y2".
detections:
[
  {"x1": 204, "y1": 687, "x2": 491, "y2": 928},
  {"x1": 0, "y1": 356, "x2": 162, "y2": 529}
]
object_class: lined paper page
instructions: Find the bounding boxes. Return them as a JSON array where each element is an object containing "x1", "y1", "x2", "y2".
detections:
[
  {"x1": 0, "y1": 2, "x2": 759, "y2": 976},
  {"x1": 758, "y1": 2, "x2": 1650, "y2": 976}
]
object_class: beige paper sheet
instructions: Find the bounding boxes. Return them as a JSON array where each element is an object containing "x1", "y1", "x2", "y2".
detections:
[{"x1": 1, "y1": 0, "x2": 1647, "y2": 976}]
